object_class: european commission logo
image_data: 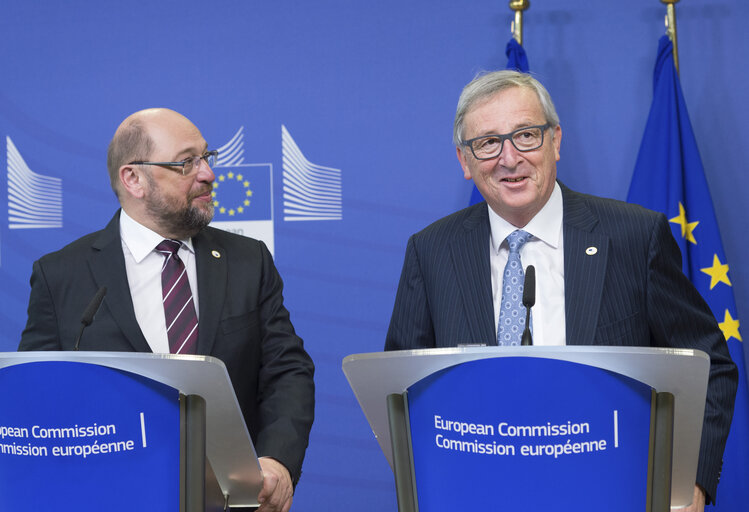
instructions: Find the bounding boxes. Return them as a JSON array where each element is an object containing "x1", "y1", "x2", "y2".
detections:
[
  {"x1": 209, "y1": 126, "x2": 276, "y2": 254},
  {"x1": 6, "y1": 136, "x2": 63, "y2": 230},
  {"x1": 281, "y1": 125, "x2": 342, "y2": 221},
  {"x1": 1, "y1": 136, "x2": 63, "y2": 267},
  {"x1": 210, "y1": 125, "x2": 343, "y2": 255}
]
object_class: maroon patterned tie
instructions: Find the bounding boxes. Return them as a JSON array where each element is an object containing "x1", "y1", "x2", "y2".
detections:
[{"x1": 156, "y1": 240, "x2": 198, "y2": 354}]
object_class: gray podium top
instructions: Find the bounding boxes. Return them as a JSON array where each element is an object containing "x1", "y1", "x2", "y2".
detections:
[
  {"x1": 343, "y1": 346, "x2": 709, "y2": 509},
  {"x1": 0, "y1": 351, "x2": 262, "y2": 507}
]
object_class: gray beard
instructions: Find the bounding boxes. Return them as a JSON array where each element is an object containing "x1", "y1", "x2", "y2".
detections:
[
  {"x1": 143, "y1": 175, "x2": 214, "y2": 239},
  {"x1": 150, "y1": 200, "x2": 213, "y2": 239}
]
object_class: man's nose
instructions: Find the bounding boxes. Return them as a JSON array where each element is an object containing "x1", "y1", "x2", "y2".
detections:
[
  {"x1": 497, "y1": 140, "x2": 523, "y2": 167},
  {"x1": 196, "y1": 159, "x2": 215, "y2": 183}
]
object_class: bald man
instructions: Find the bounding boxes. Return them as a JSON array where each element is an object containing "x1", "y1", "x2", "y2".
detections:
[{"x1": 19, "y1": 108, "x2": 315, "y2": 512}]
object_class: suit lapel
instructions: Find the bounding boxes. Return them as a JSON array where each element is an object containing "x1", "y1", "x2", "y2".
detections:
[
  {"x1": 450, "y1": 205, "x2": 496, "y2": 344},
  {"x1": 193, "y1": 229, "x2": 227, "y2": 356},
  {"x1": 561, "y1": 186, "x2": 609, "y2": 346},
  {"x1": 89, "y1": 211, "x2": 152, "y2": 352}
]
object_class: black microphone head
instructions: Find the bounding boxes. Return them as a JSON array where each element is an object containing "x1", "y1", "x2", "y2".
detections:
[
  {"x1": 522, "y1": 265, "x2": 536, "y2": 308},
  {"x1": 81, "y1": 286, "x2": 107, "y2": 326}
]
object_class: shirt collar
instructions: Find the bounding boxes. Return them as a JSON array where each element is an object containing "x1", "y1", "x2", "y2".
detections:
[
  {"x1": 489, "y1": 181, "x2": 563, "y2": 253},
  {"x1": 119, "y1": 209, "x2": 195, "y2": 263}
]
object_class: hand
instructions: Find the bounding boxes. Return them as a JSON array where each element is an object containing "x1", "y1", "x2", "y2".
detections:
[
  {"x1": 683, "y1": 485, "x2": 705, "y2": 512},
  {"x1": 257, "y1": 457, "x2": 293, "y2": 512}
]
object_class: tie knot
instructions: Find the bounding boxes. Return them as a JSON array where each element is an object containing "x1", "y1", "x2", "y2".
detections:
[
  {"x1": 156, "y1": 239, "x2": 182, "y2": 257},
  {"x1": 506, "y1": 229, "x2": 530, "y2": 253}
]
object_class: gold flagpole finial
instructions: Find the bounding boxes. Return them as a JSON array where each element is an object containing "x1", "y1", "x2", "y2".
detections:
[
  {"x1": 509, "y1": 0, "x2": 530, "y2": 46},
  {"x1": 661, "y1": 0, "x2": 680, "y2": 74}
]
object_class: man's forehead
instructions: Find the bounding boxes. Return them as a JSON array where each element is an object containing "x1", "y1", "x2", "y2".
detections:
[
  {"x1": 144, "y1": 114, "x2": 205, "y2": 151},
  {"x1": 466, "y1": 87, "x2": 544, "y2": 130},
  {"x1": 145, "y1": 110, "x2": 197, "y2": 132},
  {"x1": 474, "y1": 87, "x2": 541, "y2": 113}
]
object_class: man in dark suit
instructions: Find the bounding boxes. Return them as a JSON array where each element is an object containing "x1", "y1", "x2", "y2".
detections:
[
  {"x1": 385, "y1": 71, "x2": 737, "y2": 510},
  {"x1": 19, "y1": 108, "x2": 314, "y2": 512}
]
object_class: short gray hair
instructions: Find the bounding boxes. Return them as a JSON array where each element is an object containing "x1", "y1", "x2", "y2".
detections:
[
  {"x1": 453, "y1": 70, "x2": 560, "y2": 146},
  {"x1": 106, "y1": 120, "x2": 153, "y2": 198}
]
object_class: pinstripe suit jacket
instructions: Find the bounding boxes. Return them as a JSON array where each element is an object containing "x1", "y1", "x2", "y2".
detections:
[{"x1": 385, "y1": 183, "x2": 737, "y2": 502}]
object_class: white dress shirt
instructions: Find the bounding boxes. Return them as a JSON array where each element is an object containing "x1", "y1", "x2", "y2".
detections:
[
  {"x1": 119, "y1": 210, "x2": 200, "y2": 353},
  {"x1": 489, "y1": 182, "x2": 566, "y2": 346}
]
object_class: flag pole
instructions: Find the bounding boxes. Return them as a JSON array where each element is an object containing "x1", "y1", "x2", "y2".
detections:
[
  {"x1": 509, "y1": 0, "x2": 530, "y2": 45},
  {"x1": 661, "y1": 0, "x2": 680, "y2": 74}
]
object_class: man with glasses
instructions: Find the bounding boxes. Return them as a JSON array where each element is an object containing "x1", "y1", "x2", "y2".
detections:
[
  {"x1": 385, "y1": 71, "x2": 736, "y2": 510},
  {"x1": 19, "y1": 108, "x2": 314, "y2": 512}
]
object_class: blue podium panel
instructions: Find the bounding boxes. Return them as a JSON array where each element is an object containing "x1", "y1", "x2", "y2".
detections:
[
  {"x1": 0, "y1": 361, "x2": 180, "y2": 511},
  {"x1": 407, "y1": 357, "x2": 653, "y2": 511}
]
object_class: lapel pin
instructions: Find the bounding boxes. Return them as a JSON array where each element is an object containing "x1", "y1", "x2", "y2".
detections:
[
  {"x1": 211, "y1": 250, "x2": 221, "y2": 259},
  {"x1": 585, "y1": 247, "x2": 598, "y2": 255}
]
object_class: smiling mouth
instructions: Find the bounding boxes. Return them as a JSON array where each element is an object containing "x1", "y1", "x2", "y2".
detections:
[
  {"x1": 502, "y1": 177, "x2": 526, "y2": 183},
  {"x1": 192, "y1": 188, "x2": 213, "y2": 200}
]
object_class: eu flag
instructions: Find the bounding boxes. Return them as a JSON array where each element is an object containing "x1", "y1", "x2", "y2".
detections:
[
  {"x1": 628, "y1": 35, "x2": 747, "y2": 507},
  {"x1": 469, "y1": 38, "x2": 530, "y2": 205},
  {"x1": 505, "y1": 37, "x2": 529, "y2": 74}
]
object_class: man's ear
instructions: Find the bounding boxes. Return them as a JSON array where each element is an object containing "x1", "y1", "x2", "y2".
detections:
[
  {"x1": 456, "y1": 146, "x2": 472, "y2": 181},
  {"x1": 119, "y1": 164, "x2": 147, "y2": 199},
  {"x1": 552, "y1": 124, "x2": 562, "y2": 162}
]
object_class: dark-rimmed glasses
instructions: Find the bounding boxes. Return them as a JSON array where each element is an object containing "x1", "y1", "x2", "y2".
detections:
[
  {"x1": 129, "y1": 150, "x2": 219, "y2": 176},
  {"x1": 462, "y1": 123, "x2": 551, "y2": 160}
]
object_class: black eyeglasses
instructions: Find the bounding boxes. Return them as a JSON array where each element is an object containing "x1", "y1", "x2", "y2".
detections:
[
  {"x1": 129, "y1": 150, "x2": 219, "y2": 176},
  {"x1": 461, "y1": 124, "x2": 551, "y2": 160}
]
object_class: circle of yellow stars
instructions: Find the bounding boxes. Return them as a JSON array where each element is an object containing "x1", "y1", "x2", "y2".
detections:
[
  {"x1": 212, "y1": 171, "x2": 253, "y2": 216},
  {"x1": 669, "y1": 201, "x2": 741, "y2": 342}
]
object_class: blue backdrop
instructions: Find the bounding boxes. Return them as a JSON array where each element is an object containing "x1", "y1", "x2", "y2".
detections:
[{"x1": 1, "y1": 1, "x2": 747, "y2": 510}]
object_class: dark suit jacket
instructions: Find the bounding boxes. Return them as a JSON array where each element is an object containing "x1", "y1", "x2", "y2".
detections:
[
  {"x1": 385, "y1": 183, "x2": 737, "y2": 503},
  {"x1": 19, "y1": 211, "x2": 315, "y2": 485}
]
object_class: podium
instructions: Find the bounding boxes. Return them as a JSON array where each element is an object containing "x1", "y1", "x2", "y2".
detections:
[
  {"x1": 343, "y1": 346, "x2": 709, "y2": 511},
  {"x1": 0, "y1": 351, "x2": 263, "y2": 511}
]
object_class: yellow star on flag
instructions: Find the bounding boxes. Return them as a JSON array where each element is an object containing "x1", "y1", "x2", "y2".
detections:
[
  {"x1": 669, "y1": 202, "x2": 699, "y2": 244},
  {"x1": 719, "y1": 309, "x2": 742, "y2": 342},
  {"x1": 701, "y1": 254, "x2": 732, "y2": 290}
]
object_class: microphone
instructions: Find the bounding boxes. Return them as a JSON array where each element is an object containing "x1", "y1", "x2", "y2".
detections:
[
  {"x1": 74, "y1": 287, "x2": 107, "y2": 351},
  {"x1": 521, "y1": 265, "x2": 535, "y2": 346}
]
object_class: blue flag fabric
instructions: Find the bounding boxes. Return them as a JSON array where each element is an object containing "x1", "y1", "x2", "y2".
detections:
[
  {"x1": 628, "y1": 35, "x2": 748, "y2": 507},
  {"x1": 469, "y1": 38, "x2": 530, "y2": 205},
  {"x1": 505, "y1": 37, "x2": 529, "y2": 73}
]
